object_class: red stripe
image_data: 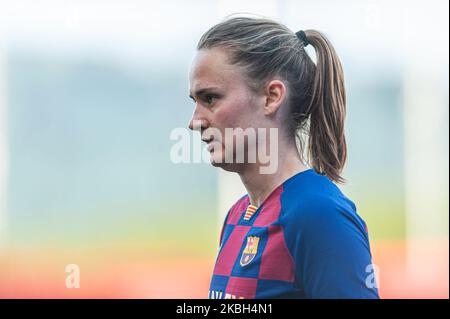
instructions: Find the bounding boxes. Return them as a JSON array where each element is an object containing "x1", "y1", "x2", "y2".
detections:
[
  {"x1": 213, "y1": 225, "x2": 251, "y2": 276},
  {"x1": 259, "y1": 225, "x2": 295, "y2": 282},
  {"x1": 225, "y1": 277, "x2": 258, "y2": 299},
  {"x1": 227, "y1": 197, "x2": 250, "y2": 225},
  {"x1": 253, "y1": 185, "x2": 283, "y2": 227}
]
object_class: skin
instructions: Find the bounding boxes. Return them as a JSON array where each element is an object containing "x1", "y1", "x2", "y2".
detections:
[{"x1": 188, "y1": 47, "x2": 308, "y2": 207}]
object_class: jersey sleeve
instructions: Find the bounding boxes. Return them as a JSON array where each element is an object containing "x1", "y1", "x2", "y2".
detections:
[{"x1": 283, "y1": 196, "x2": 379, "y2": 299}]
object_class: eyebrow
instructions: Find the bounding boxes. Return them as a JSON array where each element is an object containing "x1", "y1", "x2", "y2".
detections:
[{"x1": 189, "y1": 87, "x2": 221, "y2": 100}]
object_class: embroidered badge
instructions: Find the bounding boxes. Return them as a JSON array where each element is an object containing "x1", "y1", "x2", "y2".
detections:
[{"x1": 240, "y1": 236, "x2": 260, "y2": 266}]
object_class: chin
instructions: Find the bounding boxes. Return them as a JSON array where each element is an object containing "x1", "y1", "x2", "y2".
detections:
[
  {"x1": 209, "y1": 155, "x2": 226, "y2": 168},
  {"x1": 209, "y1": 153, "x2": 245, "y2": 173},
  {"x1": 211, "y1": 161, "x2": 232, "y2": 171}
]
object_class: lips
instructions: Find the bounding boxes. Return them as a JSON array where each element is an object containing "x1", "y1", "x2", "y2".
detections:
[{"x1": 201, "y1": 136, "x2": 213, "y2": 143}]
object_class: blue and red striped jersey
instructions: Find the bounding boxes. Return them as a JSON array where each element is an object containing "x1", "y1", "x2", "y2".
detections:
[{"x1": 208, "y1": 168, "x2": 379, "y2": 299}]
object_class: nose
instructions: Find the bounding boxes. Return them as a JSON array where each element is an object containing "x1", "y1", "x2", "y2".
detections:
[{"x1": 188, "y1": 105, "x2": 210, "y2": 132}]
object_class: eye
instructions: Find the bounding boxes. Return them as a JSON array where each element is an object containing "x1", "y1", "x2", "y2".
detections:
[{"x1": 205, "y1": 95, "x2": 218, "y2": 105}]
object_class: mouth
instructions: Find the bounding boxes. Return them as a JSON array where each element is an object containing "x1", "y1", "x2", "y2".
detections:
[{"x1": 201, "y1": 137, "x2": 214, "y2": 144}]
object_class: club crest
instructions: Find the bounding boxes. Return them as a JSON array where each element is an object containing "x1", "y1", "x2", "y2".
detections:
[{"x1": 240, "y1": 236, "x2": 260, "y2": 267}]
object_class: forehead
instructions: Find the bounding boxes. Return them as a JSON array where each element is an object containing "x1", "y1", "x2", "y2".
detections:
[{"x1": 189, "y1": 48, "x2": 243, "y2": 92}]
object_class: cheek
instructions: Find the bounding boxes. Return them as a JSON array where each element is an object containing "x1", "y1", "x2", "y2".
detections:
[
  {"x1": 215, "y1": 95, "x2": 255, "y2": 130},
  {"x1": 213, "y1": 95, "x2": 260, "y2": 159}
]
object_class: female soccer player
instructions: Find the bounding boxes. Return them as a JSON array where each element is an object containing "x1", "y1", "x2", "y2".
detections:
[{"x1": 188, "y1": 16, "x2": 379, "y2": 299}]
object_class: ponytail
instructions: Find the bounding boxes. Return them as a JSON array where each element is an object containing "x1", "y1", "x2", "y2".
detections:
[{"x1": 303, "y1": 30, "x2": 347, "y2": 183}]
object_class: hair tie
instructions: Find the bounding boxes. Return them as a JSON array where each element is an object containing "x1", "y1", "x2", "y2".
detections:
[{"x1": 296, "y1": 30, "x2": 309, "y2": 47}]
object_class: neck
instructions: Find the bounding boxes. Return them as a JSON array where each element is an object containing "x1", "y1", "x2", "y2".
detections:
[{"x1": 237, "y1": 141, "x2": 309, "y2": 207}]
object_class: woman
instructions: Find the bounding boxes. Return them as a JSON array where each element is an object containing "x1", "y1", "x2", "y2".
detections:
[{"x1": 188, "y1": 16, "x2": 379, "y2": 299}]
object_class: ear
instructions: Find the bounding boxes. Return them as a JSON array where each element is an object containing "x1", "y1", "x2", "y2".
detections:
[{"x1": 264, "y1": 79, "x2": 286, "y2": 116}]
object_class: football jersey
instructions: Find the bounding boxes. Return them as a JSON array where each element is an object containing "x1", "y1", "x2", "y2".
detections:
[{"x1": 208, "y1": 168, "x2": 379, "y2": 299}]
